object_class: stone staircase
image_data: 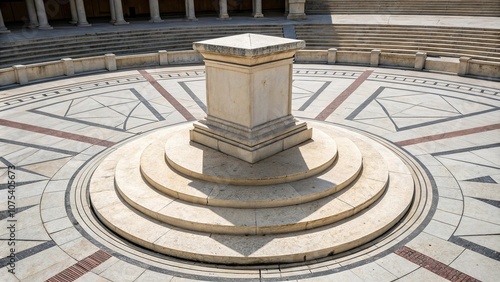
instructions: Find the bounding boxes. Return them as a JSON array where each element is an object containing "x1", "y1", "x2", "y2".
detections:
[
  {"x1": 306, "y1": 0, "x2": 500, "y2": 17},
  {"x1": 89, "y1": 121, "x2": 414, "y2": 265},
  {"x1": 2, "y1": 23, "x2": 498, "y2": 69},
  {"x1": 296, "y1": 24, "x2": 500, "y2": 62},
  {"x1": 0, "y1": 25, "x2": 283, "y2": 68}
]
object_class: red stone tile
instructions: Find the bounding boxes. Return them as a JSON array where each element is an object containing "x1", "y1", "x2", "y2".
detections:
[
  {"x1": 395, "y1": 246, "x2": 480, "y2": 281},
  {"x1": 315, "y1": 70, "x2": 373, "y2": 121},
  {"x1": 396, "y1": 124, "x2": 500, "y2": 147},
  {"x1": 0, "y1": 119, "x2": 116, "y2": 147},
  {"x1": 139, "y1": 70, "x2": 196, "y2": 121},
  {"x1": 44, "y1": 250, "x2": 112, "y2": 282}
]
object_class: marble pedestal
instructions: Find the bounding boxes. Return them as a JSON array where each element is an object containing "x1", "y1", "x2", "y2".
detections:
[{"x1": 192, "y1": 33, "x2": 312, "y2": 163}]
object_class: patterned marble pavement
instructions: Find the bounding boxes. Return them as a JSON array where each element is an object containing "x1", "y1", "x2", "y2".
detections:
[{"x1": 0, "y1": 64, "x2": 498, "y2": 281}]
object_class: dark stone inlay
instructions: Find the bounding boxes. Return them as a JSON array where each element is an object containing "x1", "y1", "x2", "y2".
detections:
[
  {"x1": 178, "y1": 80, "x2": 207, "y2": 113},
  {"x1": 473, "y1": 197, "x2": 500, "y2": 208},
  {"x1": 432, "y1": 143, "x2": 500, "y2": 157},
  {"x1": 464, "y1": 176, "x2": 498, "y2": 184},
  {"x1": 436, "y1": 154, "x2": 500, "y2": 171},
  {"x1": 298, "y1": 81, "x2": 332, "y2": 111},
  {"x1": 0, "y1": 204, "x2": 37, "y2": 220},
  {"x1": 0, "y1": 138, "x2": 78, "y2": 156},
  {"x1": 0, "y1": 180, "x2": 45, "y2": 191},
  {"x1": 346, "y1": 87, "x2": 385, "y2": 121},
  {"x1": 129, "y1": 88, "x2": 166, "y2": 121},
  {"x1": 449, "y1": 235, "x2": 500, "y2": 262},
  {"x1": 0, "y1": 240, "x2": 56, "y2": 268}
]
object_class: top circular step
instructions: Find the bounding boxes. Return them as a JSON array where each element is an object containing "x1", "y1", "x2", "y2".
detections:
[{"x1": 164, "y1": 127, "x2": 337, "y2": 186}]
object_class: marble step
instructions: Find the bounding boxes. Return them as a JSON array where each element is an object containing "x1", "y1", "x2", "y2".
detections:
[
  {"x1": 0, "y1": 31, "x2": 284, "y2": 56},
  {"x1": 90, "y1": 122, "x2": 414, "y2": 264},
  {"x1": 295, "y1": 27, "x2": 500, "y2": 40},
  {"x1": 305, "y1": 1, "x2": 500, "y2": 16},
  {"x1": 1, "y1": 26, "x2": 283, "y2": 48},
  {"x1": 296, "y1": 25, "x2": 499, "y2": 37},
  {"x1": 299, "y1": 38, "x2": 500, "y2": 49},
  {"x1": 296, "y1": 29, "x2": 500, "y2": 38},
  {"x1": 141, "y1": 125, "x2": 362, "y2": 208},
  {"x1": 305, "y1": 9, "x2": 500, "y2": 16},
  {"x1": 164, "y1": 128, "x2": 337, "y2": 185},
  {"x1": 0, "y1": 29, "x2": 283, "y2": 53},
  {"x1": 0, "y1": 26, "x2": 284, "y2": 67},
  {"x1": 302, "y1": 40, "x2": 499, "y2": 52},
  {"x1": 115, "y1": 133, "x2": 387, "y2": 235}
]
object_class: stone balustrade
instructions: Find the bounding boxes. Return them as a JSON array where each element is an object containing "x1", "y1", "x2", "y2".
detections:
[{"x1": 1, "y1": 49, "x2": 498, "y2": 87}]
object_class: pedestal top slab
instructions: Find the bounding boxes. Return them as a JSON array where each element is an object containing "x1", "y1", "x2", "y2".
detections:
[{"x1": 193, "y1": 33, "x2": 305, "y2": 58}]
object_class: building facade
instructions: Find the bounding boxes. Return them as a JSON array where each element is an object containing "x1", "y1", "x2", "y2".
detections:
[{"x1": 0, "y1": 0, "x2": 306, "y2": 32}]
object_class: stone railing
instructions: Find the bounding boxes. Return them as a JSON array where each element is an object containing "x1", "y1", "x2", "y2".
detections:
[
  {"x1": 0, "y1": 50, "x2": 203, "y2": 86},
  {"x1": 1, "y1": 49, "x2": 498, "y2": 87},
  {"x1": 295, "y1": 49, "x2": 500, "y2": 79}
]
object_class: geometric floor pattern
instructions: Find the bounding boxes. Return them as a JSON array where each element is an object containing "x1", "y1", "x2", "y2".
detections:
[
  {"x1": 30, "y1": 88, "x2": 174, "y2": 132},
  {"x1": 0, "y1": 64, "x2": 499, "y2": 281},
  {"x1": 347, "y1": 86, "x2": 499, "y2": 132}
]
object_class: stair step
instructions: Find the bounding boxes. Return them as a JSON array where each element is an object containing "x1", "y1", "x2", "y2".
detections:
[
  {"x1": 297, "y1": 36, "x2": 500, "y2": 47},
  {"x1": 0, "y1": 25, "x2": 284, "y2": 67},
  {"x1": 292, "y1": 24, "x2": 500, "y2": 62},
  {"x1": 2, "y1": 23, "x2": 499, "y2": 68},
  {"x1": 0, "y1": 29, "x2": 283, "y2": 52},
  {"x1": 305, "y1": 0, "x2": 500, "y2": 16}
]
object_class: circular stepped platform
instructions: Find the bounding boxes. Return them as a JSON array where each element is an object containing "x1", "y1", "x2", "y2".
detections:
[{"x1": 89, "y1": 121, "x2": 414, "y2": 264}]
